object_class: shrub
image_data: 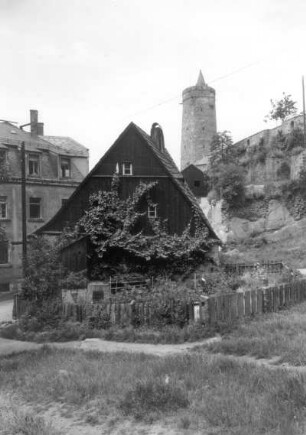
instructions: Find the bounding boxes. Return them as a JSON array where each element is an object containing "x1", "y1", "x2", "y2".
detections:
[
  {"x1": 19, "y1": 298, "x2": 63, "y2": 332},
  {"x1": 119, "y1": 378, "x2": 189, "y2": 419}
]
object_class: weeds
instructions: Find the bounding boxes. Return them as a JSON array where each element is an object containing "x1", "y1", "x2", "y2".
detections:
[
  {"x1": 1, "y1": 407, "x2": 62, "y2": 435},
  {"x1": 206, "y1": 301, "x2": 306, "y2": 365},
  {"x1": 119, "y1": 378, "x2": 189, "y2": 420},
  {"x1": 1, "y1": 348, "x2": 306, "y2": 434}
]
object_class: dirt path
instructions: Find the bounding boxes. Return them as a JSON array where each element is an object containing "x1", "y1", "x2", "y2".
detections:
[{"x1": 0, "y1": 336, "x2": 221, "y2": 357}]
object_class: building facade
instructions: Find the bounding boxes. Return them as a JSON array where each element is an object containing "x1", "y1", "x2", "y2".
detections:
[
  {"x1": 39, "y1": 122, "x2": 219, "y2": 276},
  {"x1": 0, "y1": 110, "x2": 89, "y2": 290}
]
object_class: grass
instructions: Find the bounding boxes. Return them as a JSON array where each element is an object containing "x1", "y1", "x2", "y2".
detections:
[
  {"x1": 1, "y1": 347, "x2": 306, "y2": 434},
  {"x1": 0, "y1": 320, "x2": 218, "y2": 344},
  {"x1": 0, "y1": 406, "x2": 63, "y2": 435},
  {"x1": 206, "y1": 301, "x2": 306, "y2": 365}
]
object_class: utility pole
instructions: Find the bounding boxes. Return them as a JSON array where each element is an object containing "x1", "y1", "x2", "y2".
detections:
[
  {"x1": 302, "y1": 76, "x2": 306, "y2": 147},
  {"x1": 21, "y1": 141, "x2": 27, "y2": 275}
]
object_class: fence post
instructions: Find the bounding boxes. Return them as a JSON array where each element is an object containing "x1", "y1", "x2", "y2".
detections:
[{"x1": 244, "y1": 291, "x2": 251, "y2": 317}]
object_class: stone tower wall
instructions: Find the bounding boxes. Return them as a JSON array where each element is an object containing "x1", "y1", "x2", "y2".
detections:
[{"x1": 181, "y1": 83, "x2": 217, "y2": 170}]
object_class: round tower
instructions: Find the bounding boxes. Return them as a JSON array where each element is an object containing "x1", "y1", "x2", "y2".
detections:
[{"x1": 180, "y1": 71, "x2": 217, "y2": 170}]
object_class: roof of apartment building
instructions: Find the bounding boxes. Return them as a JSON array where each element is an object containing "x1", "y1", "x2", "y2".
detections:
[{"x1": 0, "y1": 114, "x2": 88, "y2": 158}]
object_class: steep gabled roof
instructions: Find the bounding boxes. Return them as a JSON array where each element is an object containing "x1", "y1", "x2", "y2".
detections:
[{"x1": 39, "y1": 122, "x2": 219, "y2": 240}]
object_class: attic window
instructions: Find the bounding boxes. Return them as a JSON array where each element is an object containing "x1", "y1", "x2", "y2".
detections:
[
  {"x1": 194, "y1": 180, "x2": 200, "y2": 187},
  {"x1": 122, "y1": 162, "x2": 132, "y2": 176},
  {"x1": 60, "y1": 157, "x2": 71, "y2": 178},
  {"x1": 148, "y1": 205, "x2": 157, "y2": 219},
  {"x1": 28, "y1": 153, "x2": 40, "y2": 176}
]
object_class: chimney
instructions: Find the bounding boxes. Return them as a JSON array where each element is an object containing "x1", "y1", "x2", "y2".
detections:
[
  {"x1": 30, "y1": 109, "x2": 38, "y2": 136},
  {"x1": 37, "y1": 122, "x2": 44, "y2": 136},
  {"x1": 150, "y1": 123, "x2": 165, "y2": 152}
]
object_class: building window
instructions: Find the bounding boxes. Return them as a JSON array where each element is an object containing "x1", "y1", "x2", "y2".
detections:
[
  {"x1": 61, "y1": 198, "x2": 68, "y2": 206},
  {"x1": 0, "y1": 150, "x2": 7, "y2": 166},
  {"x1": 60, "y1": 157, "x2": 71, "y2": 178},
  {"x1": 122, "y1": 162, "x2": 133, "y2": 175},
  {"x1": 29, "y1": 197, "x2": 41, "y2": 219},
  {"x1": 0, "y1": 196, "x2": 7, "y2": 219},
  {"x1": 28, "y1": 153, "x2": 40, "y2": 176},
  {"x1": 194, "y1": 180, "x2": 200, "y2": 187},
  {"x1": 148, "y1": 205, "x2": 157, "y2": 219},
  {"x1": 291, "y1": 120, "x2": 295, "y2": 129},
  {"x1": 0, "y1": 240, "x2": 8, "y2": 264}
]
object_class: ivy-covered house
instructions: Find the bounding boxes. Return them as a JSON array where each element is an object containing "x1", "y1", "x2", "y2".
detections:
[{"x1": 38, "y1": 122, "x2": 219, "y2": 277}]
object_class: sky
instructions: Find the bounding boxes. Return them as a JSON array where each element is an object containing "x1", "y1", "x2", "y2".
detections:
[{"x1": 1, "y1": 0, "x2": 306, "y2": 169}]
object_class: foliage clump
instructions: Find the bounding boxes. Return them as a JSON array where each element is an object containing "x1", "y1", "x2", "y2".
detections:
[
  {"x1": 208, "y1": 132, "x2": 246, "y2": 209},
  {"x1": 21, "y1": 236, "x2": 63, "y2": 301},
  {"x1": 265, "y1": 92, "x2": 297, "y2": 123},
  {"x1": 78, "y1": 174, "x2": 216, "y2": 277}
]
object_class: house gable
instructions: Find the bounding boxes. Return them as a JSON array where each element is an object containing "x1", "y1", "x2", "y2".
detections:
[{"x1": 38, "y1": 123, "x2": 219, "y2": 239}]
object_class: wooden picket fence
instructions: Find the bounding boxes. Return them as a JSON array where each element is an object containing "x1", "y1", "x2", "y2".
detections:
[
  {"x1": 224, "y1": 261, "x2": 284, "y2": 275},
  {"x1": 208, "y1": 280, "x2": 306, "y2": 325},
  {"x1": 61, "y1": 298, "x2": 201, "y2": 326},
  {"x1": 13, "y1": 280, "x2": 306, "y2": 327}
]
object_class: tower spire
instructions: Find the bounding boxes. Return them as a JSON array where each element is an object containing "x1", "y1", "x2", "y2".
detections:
[{"x1": 196, "y1": 70, "x2": 206, "y2": 87}]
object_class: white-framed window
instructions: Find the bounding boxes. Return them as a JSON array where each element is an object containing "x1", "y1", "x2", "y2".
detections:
[
  {"x1": 0, "y1": 196, "x2": 7, "y2": 219},
  {"x1": 60, "y1": 157, "x2": 71, "y2": 178},
  {"x1": 148, "y1": 205, "x2": 157, "y2": 219},
  {"x1": 28, "y1": 153, "x2": 40, "y2": 176},
  {"x1": 122, "y1": 162, "x2": 133, "y2": 176},
  {"x1": 29, "y1": 197, "x2": 41, "y2": 219}
]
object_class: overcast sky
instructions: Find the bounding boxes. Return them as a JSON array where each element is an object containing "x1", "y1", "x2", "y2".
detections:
[{"x1": 1, "y1": 0, "x2": 306, "y2": 168}]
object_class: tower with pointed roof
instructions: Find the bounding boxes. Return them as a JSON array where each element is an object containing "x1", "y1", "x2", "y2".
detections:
[{"x1": 180, "y1": 71, "x2": 217, "y2": 171}]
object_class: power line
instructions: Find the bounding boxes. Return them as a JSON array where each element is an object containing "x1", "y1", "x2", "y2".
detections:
[{"x1": 123, "y1": 59, "x2": 263, "y2": 120}]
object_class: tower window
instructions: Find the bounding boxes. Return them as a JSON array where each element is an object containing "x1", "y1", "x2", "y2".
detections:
[
  {"x1": 60, "y1": 157, "x2": 71, "y2": 178},
  {"x1": 148, "y1": 205, "x2": 157, "y2": 219},
  {"x1": 29, "y1": 197, "x2": 41, "y2": 219},
  {"x1": 122, "y1": 162, "x2": 133, "y2": 176},
  {"x1": 28, "y1": 153, "x2": 40, "y2": 176},
  {"x1": 0, "y1": 196, "x2": 7, "y2": 219}
]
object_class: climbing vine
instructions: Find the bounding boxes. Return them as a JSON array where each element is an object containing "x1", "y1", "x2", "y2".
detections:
[{"x1": 78, "y1": 174, "x2": 216, "y2": 276}]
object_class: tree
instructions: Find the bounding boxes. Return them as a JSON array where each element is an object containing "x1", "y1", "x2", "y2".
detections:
[
  {"x1": 265, "y1": 93, "x2": 297, "y2": 123},
  {"x1": 208, "y1": 131, "x2": 245, "y2": 207},
  {"x1": 21, "y1": 236, "x2": 63, "y2": 301},
  {"x1": 78, "y1": 174, "x2": 215, "y2": 275},
  {"x1": 210, "y1": 131, "x2": 234, "y2": 168}
]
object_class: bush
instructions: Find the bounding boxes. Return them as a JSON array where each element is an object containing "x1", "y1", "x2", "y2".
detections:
[
  {"x1": 119, "y1": 378, "x2": 189, "y2": 419},
  {"x1": 19, "y1": 298, "x2": 63, "y2": 332}
]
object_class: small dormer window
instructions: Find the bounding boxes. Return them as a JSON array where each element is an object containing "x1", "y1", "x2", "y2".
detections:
[
  {"x1": 122, "y1": 162, "x2": 132, "y2": 176},
  {"x1": 28, "y1": 153, "x2": 40, "y2": 176},
  {"x1": 148, "y1": 205, "x2": 157, "y2": 219},
  {"x1": 60, "y1": 157, "x2": 71, "y2": 178}
]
